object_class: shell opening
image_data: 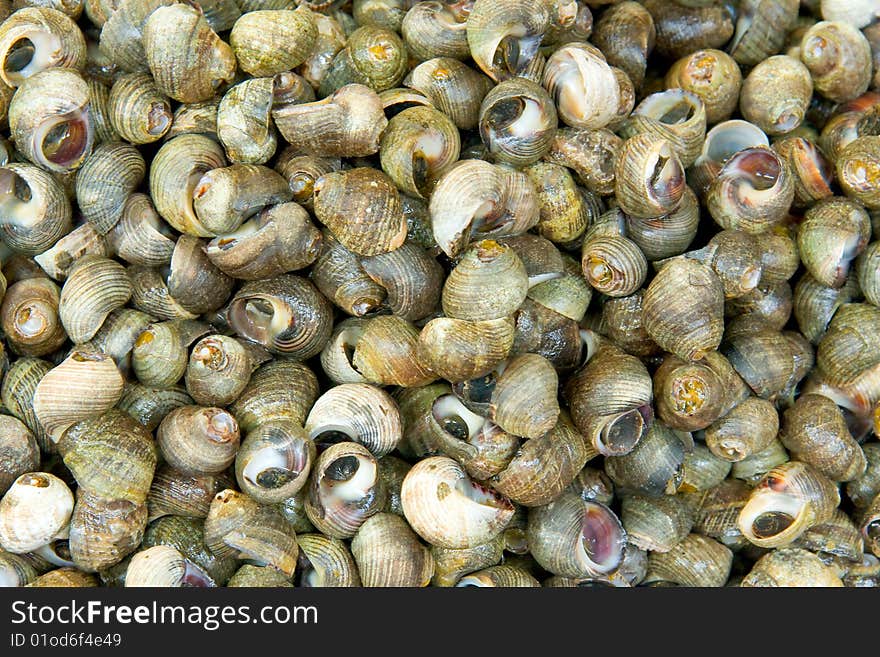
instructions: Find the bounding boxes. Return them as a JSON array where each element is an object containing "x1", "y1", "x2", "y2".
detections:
[
  {"x1": 229, "y1": 295, "x2": 294, "y2": 345},
  {"x1": 454, "y1": 477, "x2": 511, "y2": 510},
  {"x1": 739, "y1": 489, "x2": 805, "y2": 542},
  {"x1": 38, "y1": 111, "x2": 91, "y2": 170},
  {"x1": 703, "y1": 120, "x2": 769, "y2": 165},
  {"x1": 597, "y1": 408, "x2": 646, "y2": 455},
  {"x1": 453, "y1": 372, "x2": 498, "y2": 408},
  {"x1": 433, "y1": 394, "x2": 486, "y2": 440},
  {"x1": 245, "y1": 445, "x2": 296, "y2": 490},
  {"x1": 456, "y1": 574, "x2": 492, "y2": 587},
  {"x1": 493, "y1": 33, "x2": 542, "y2": 78},
  {"x1": 14, "y1": 304, "x2": 48, "y2": 338},
  {"x1": 728, "y1": 148, "x2": 781, "y2": 192},
  {"x1": 3, "y1": 30, "x2": 57, "y2": 84},
  {"x1": 580, "y1": 502, "x2": 626, "y2": 574},
  {"x1": 322, "y1": 454, "x2": 376, "y2": 503},
  {"x1": 648, "y1": 149, "x2": 684, "y2": 204},
  {"x1": 0, "y1": 168, "x2": 34, "y2": 226},
  {"x1": 637, "y1": 92, "x2": 696, "y2": 125}
]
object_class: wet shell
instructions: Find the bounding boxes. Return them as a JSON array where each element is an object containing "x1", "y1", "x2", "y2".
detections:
[
  {"x1": 33, "y1": 350, "x2": 124, "y2": 442},
  {"x1": 643, "y1": 258, "x2": 725, "y2": 361},
  {"x1": 0, "y1": 415, "x2": 39, "y2": 495},
  {"x1": 147, "y1": 465, "x2": 231, "y2": 522},
  {"x1": 8, "y1": 67, "x2": 92, "y2": 172},
  {"x1": 313, "y1": 167, "x2": 406, "y2": 257},
  {"x1": 58, "y1": 255, "x2": 131, "y2": 343},
  {"x1": 68, "y1": 489, "x2": 147, "y2": 572},
  {"x1": 643, "y1": 533, "x2": 732, "y2": 587},
  {"x1": 403, "y1": 57, "x2": 492, "y2": 131},
  {"x1": 780, "y1": 393, "x2": 867, "y2": 482},
  {"x1": 230, "y1": 7, "x2": 317, "y2": 78},
  {"x1": 157, "y1": 406, "x2": 240, "y2": 477},
  {"x1": 107, "y1": 72, "x2": 172, "y2": 145},
  {"x1": 204, "y1": 489, "x2": 298, "y2": 577},
  {"x1": 216, "y1": 77, "x2": 275, "y2": 165},
  {"x1": 401, "y1": 456, "x2": 514, "y2": 549},
  {"x1": 664, "y1": 49, "x2": 742, "y2": 125},
  {"x1": 798, "y1": 196, "x2": 871, "y2": 289},
  {"x1": 360, "y1": 241, "x2": 444, "y2": 321},
  {"x1": 297, "y1": 533, "x2": 361, "y2": 587},
  {"x1": 542, "y1": 42, "x2": 618, "y2": 130},
  {"x1": 57, "y1": 410, "x2": 157, "y2": 505},
  {"x1": 235, "y1": 420, "x2": 314, "y2": 504},
  {"x1": 527, "y1": 492, "x2": 626, "y2": 578},
  {"x1": 350, "y1": 315, "x2": 436, "y2": 387},
  {"x1": 305, "y1": 383, "x2": 402, "y2": 457},
  {"x1": 304, "y1": 441, "x2": 385, "y2": 539},
  {"x1": 1, "y1": 164, "x2": 74, "y2": 256},
  {"x1": 441, "y1": 240, "x2": 528, "y2": 321},
  {"x1": 741, "y1": 547, "x2": 844, "y2": 587},
  {"x1": 227, "y1": 274, "x2": 333, "y2": 360},
  {"x1": 417, "y1": 316, "x2": 515, "y2": 383},
  {"x1": 478, "y1": 77, "x2": 557, "y2": 167},
  {"x1": 466, "y1": 0, "x2": 548, "y2": 82},
  {"x1": 0, "y1": 472, "x2": 73, "y2": 553},
  {"x1": 489, "y1": 415, "x2": 590, "y2": 507},
  {"x1": 230, "y1": 360, "x2": 319, "y2": 434},
  {"x1": 604, "y1": 421, "x2": 688, "y2": 497},
  {"x1": 739, "y1": 55, "x2": 812, "y2": 136},
  {"x1": 149, "y1": 134, "x2": 228, "y2": 237},
  {"x1": 620, "y1": 89, "x2": 706, "y2": 167},
  {"x1": 75, "y1": 141, "x2": 145, "y2": 234},
  {"x1": 705, "y1": 396, "x2": 779, "y2": 463},
  {"x1": 801, "y1": 20, "x2": 872, "y2": 103},
  {"x1": 142, "y1": 3, "x2": 236, "y2": 104},
  {"x1": 0, "y1": 276, "x2": 66, "y2": 356},
  {"x1": 272, "y1": 84, "x2": 388, "y2": 158},
  {"x1": 351, "y1": 512, "x2": 433, "y2": 587},
  {"x1": 0, "y1": 7, "x2": 86, "y2": 88},
  {"x1": 109, "y1": 194, "x2": 175, "y2": 268},
  {"x1": 737, "y1": 460, "x2": 840, "y2": 548},
  {"x1": 615, "y1": 133, "x2": 685, "y2": 219},
  {"x1": 620, "y1": 493, "x2": 695, "y2": 553},
  {"x1": 33, "y1": 223, "x2": 105, "y2": 280},
  {"x1": 488, "y1": 353, "x2": 559, "y2": 440}
]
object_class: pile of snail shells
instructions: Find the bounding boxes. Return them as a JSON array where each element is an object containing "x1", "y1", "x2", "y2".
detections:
[{"x1": 1, "y1": 0, "x2": 880, "y2": 590}]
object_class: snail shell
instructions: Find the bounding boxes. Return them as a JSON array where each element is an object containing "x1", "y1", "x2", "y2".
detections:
[
  {"x1": 68, "y1": 489, "x2": 147, "y2": 572},
  {"x1": 527, "y1": 492, "x2": 626, "y2": 578},
  {"x1": 229, "y1": 7, "x2": 317, "y2": 78},
  {"x1": 313, "y1": 167, "x2": 407, "y2": 257},
  {"x1": 304, "y1": 441, "x2": 385, "y2": 540},
  {"x1": 204, "y1": 489, "x2": 298, "y2": 577},
  {"x1": 466, "y1": 0, "x2": 548, "y2": 82},
  {"x1": 230, "y1": 360, "x2": 318, "y2": 434},
  {"x1": 107, "y1": 72, "x2": 172, "y2": 145},
  {"x1": 737, "y1": 460, "x2": 840, "y2": 548},
  {"x1": 643, "y1": 258, "x2": 725, "y2": 361},
  {"x1": 142, "y1": 3, "x2": 236, "y2": 104},
  {"x1": 305, "y1": 383, "x2": 402, "y2": 457},
  {"x1": 741, "y1": 547, "x2": 844, "y2": 587},
  {"x1": 235, "y1": 420, "x2": 315, "y2": 504},
  {"x1": 58, "y1": 255, "x2": 131, "y2": 344},
  {"x1": 74, "y1": 141, "x2": 145, "y2": 234},
  {"x1": 0, "y1": 472, "x2": 73, "y2": 554},
  {"x1": 33, "y1": 350, "x2": 124, "y2": 442},
  {"x1": 0, "y1": 7, "x2": 86, "y2": 88},
  {"x1": 8, "y1": 67, "x2": 92, "y2": 172},
  {"x1": 217, "y1": 77, "x2": 275, "y2": 165},
  {"x1": 780, "y1": 393, "x2": 867, "y2": 482},
  {"x1": 351, "y1": 512, "x2": 434, "y2": 587},
  {"x1": 157, "y1": 406, "x2": 240, "y2": 477},
  {"x1": 57, "y1": 410, "x2": 157, "y2": 505},
  {"x1": 297, "y1": 532, "x2": 361, "y2": 587},
  {"x1": 401, "y1": 455, "x2": 514, "y2": 549},
  {"x1": 0, "y1": 276, "x2": 66, "y2": 356},
  {"x1": 542, "y1": 42, "x2": 619, "y2": 130},
  {"x1": 643, "y1": 533, "x2": 732, "y2": 587}
]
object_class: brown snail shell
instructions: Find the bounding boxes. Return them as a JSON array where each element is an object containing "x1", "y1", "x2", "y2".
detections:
[
  {"x1": 705, "y1": 396, "x2": 779, "y2": 463},
  {"x1": 313, "y1": 167, "x2": 407, "y2": 257},
  {"x1": 643, "y1": 257, "x2": 725, "y2": 361},
  {"x1": 157, "y1": 405, "x2": 240, "y2": 477},
  {"x1": 527, "y1": 492, "x2": 626, "y2": 578},
  {"x1": 68, "y1": 489, "x2": 147, "y2": 572},
  {"x1": 0, "y1": 276, "x2": 66, "y2": 356},
  {"x1": 351, "y1": 512, "x2": 434, "y2": 587},
  {"x1": 737, "y1": 460, "x2": 840, "y2": 548},
  {"x1": 417, "y1": 316, "x2": 515, "y2": 383},
  {"x1": 142, "y1": 3, "x2": 236, "y2": 104},
  {"x1": 305, "y1": 383, "x2": 402, "y2": 457},
  {"x1": 780, "y1": 393, "x2": 867, "y2": 482},
  {"x1": 741, "y1": 547, "x2": 844, "y2": 587},
  {"x1": 643, "y1": 533, "x2": 732, "y2": 587},
  {"x1": 227, "y1": 274, "x2": 333, "y2": 360}
]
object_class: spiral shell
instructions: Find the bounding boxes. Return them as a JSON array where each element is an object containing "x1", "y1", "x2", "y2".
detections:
[
  {"x1": 542, "y1": 42, "x2": 619, "y2": 130},
  {"x1": 0, "y1": 472, "x2": 73, "y2": 553},
  {"x1": 0, "y1": 7, "x2": 86, "y2": 88},
  {"x1": 305, "y1": 383, "x2": 402, "y2": 457},
  {"x1": 58, "y1": 255, "x2": 131, "y2": 344},
  {"x1": 401, "y1": 455, "x2": 514, "y2": 549}
]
